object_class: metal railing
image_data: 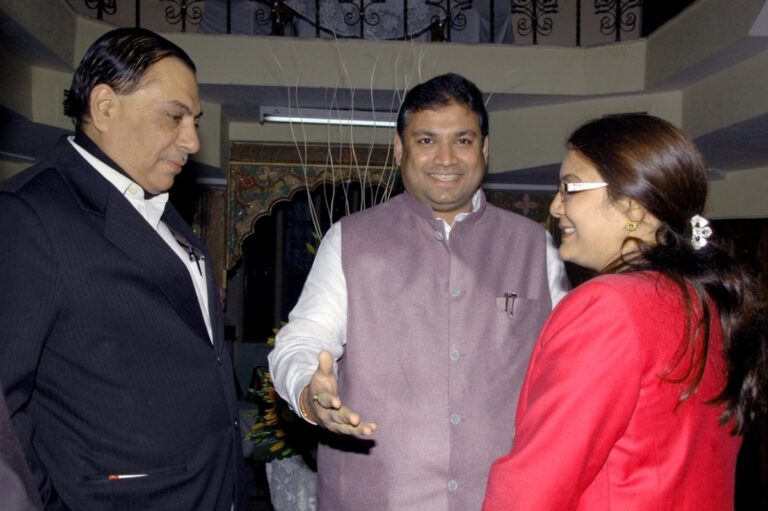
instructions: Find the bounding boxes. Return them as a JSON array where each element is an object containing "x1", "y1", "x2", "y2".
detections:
[{"x1": 68, "y1": 0, "x2": 648, "y2": 46}]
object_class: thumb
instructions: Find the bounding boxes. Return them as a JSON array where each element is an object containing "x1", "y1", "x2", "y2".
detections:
[{"x1": 317, "y1": 350, "x2": 335, "y2": 377}]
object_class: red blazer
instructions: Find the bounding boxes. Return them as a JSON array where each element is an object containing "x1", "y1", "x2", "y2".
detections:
[{"x1": 483, "y1": 272, "x2": 741, "y2": 511}]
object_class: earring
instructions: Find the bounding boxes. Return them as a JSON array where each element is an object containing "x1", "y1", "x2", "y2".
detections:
[{"x1": 624, "y1": 221, "x2": 638, "y2": 232}]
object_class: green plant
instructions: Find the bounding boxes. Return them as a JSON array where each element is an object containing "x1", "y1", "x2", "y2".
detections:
[{"x1": 244, "y1": 327, "x2": 318, "y2": 462}]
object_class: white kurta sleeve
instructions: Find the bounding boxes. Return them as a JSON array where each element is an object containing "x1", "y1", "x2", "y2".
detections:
[{"x1": 267, "y1": 222, "x2": 348, "y2": 418}]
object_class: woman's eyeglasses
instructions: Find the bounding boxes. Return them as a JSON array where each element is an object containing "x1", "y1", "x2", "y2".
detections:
[{"x1": 557, "y1": 181, "x2": 608, "y2": 201}]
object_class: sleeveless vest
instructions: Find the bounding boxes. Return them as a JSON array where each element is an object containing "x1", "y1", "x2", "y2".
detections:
[{"x1": 318, "y1": 191, "x2": 552, "y2": 511}]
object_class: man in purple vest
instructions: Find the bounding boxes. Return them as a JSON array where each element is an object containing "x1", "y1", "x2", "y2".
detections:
[{"x1": 269, "y1": 73, "x2": 569, "y2": 510}]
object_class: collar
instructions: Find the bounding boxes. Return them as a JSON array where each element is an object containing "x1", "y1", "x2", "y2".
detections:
[
  {"x1": 401, "y1": 188, "x2": 487, "y2": 226},
  {"x1": 74, "y1": 128, "x2": 132, "y2": 180},
  {"x1": 452, "y1": 189, "x2": 483, "y2": 224},
  {"x1": 67, "y1": 135, "x2": 170, "y2": 228},
  {"x1": 73, "y1": 129, "x2": 161, "y2": 199}
]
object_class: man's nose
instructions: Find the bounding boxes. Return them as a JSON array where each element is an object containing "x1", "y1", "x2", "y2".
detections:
[
  {"x1": 178, "y1": 119, "x2": 200, "y2": 155},
  {"x1": 434, "y1": 142, "x2": 458, "y2": 166}
]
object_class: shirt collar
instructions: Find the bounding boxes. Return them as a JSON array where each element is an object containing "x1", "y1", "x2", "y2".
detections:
[
  {"x1": 73, "y1": 128, "x2": 134, "y2": 180},
  {"x1": 449, "y1": 189, "x2": 483, "y2": 225},
  {"x1": 67, "y1": 135, "x2": 170, "y2": 228}
]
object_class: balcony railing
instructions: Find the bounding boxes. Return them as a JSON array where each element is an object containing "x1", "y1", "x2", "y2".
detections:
[{"x1": 64, "y1": 1, "x2": 691, "y2": 47}]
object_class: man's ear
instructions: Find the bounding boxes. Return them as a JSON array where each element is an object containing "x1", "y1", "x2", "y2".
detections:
[
  {"x1": 88, "y1": 84, "x2": 117, "y2": 132},
  {"x1": 482, "y1": 135, "x2": 489, "y2": 163},
  {"x1": 393, "y1": 134, "x2": 403, "y2": 166}
]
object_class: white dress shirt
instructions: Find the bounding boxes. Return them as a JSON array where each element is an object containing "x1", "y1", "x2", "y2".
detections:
[{"x1": 67, "y1": 136, "x2": 213, "y2": 342}]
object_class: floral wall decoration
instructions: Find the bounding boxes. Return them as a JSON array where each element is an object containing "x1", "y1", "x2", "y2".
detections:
[{"x1": 227, "y1": 142, "x2": 397, "y2": 270}]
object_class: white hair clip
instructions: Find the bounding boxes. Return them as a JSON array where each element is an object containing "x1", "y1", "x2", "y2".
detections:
[{"x1": 690, "y1": 215, "x2": 712, "y2": 250}]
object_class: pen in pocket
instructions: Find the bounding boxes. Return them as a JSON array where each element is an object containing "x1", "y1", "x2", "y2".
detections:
[{"x1": 107, "y1": 473, "x2": 148, "y2": 480}]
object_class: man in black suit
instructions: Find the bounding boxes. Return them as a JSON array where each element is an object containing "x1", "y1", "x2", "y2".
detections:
[{"x1": 0, "y1": 28, "x2": 244, "y2": 510}]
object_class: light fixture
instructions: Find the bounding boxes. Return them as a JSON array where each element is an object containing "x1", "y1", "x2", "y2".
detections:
[{"x1": 260, "y1": 106, "x2": 397, "y2": 128}]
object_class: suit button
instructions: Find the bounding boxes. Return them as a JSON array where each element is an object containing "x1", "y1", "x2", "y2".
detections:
[
  {"x1": 233, "y1": 418, "x2": 239, "y2": 429},
  {"x1": 216, "y1": 356, "x2": 222, "y2": 365}
]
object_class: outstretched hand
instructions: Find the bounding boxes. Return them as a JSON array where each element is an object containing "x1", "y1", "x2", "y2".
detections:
[{"x1": 300, "y1": 350, "x2": 377, "y2": 437}]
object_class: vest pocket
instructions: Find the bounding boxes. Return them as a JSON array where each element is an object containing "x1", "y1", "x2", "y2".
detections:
[{"x1": 496, "y1": 293, "x2": 535, "y2": 317}]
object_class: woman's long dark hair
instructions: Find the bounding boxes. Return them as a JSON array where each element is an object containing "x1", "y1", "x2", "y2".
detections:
[{"x1": 567, "y1": 114, "x2": 767, "y2": 434}]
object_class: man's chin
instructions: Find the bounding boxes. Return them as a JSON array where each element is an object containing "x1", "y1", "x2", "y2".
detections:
[
  {"x1": 430, "y1": 198, "x2": 472, "y2": 214},
  {"x1": 145, "y1": 179, "x2": 175, "y2": 196}
]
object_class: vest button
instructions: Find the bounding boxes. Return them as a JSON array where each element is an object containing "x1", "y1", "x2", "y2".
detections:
[
  {"x1": 448, "y1": 480, "x2": 459, "y2": 492},
  {"x1": 449, "y1": 350, "x2": 460, "y2": 361},
  {"x1": 434, "y1": 231, "x2": 444, "y2": 241}
]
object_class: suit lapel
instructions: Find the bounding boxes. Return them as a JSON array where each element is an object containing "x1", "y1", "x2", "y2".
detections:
[
  {"x1": 162, "y1": 205, "x2": 225, "y2": 352},
  {"x1": 205, "y1": 263, "x2": 225, "y2": 351},
  {"x1": 52, "y1": 137, "x2": 213, "y2": 346}
]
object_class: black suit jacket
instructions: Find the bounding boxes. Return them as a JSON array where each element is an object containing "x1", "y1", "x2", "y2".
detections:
[
  {"x1": 0, "y1": 385, "x2": 42, "y2": 511},
  {"x1": 0, "y1": 137, "x2": 244, "y2": 510}
]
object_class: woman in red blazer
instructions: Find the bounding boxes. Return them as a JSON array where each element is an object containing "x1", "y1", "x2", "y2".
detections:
[{"x1": 483, "y1": 114, "x2": 767, "y2": 510}]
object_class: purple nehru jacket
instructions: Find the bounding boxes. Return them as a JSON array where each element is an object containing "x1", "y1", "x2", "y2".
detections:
[{"x1": 317, "y1": 190, "x2": 552, "y2": 510}]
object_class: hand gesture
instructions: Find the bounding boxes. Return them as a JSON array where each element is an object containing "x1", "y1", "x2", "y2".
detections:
[{"x1": 301, "y1": 350, "x2": 377, "y2": 437}]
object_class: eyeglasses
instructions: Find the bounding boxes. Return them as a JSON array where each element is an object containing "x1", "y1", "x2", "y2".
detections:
[{"x1": 557, "y1": 181, "x2": 608, "y2": 201}]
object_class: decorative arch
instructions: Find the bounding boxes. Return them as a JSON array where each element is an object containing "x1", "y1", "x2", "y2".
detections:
[{"x1": 227, "y1": 142, "x2": 396, "y2": 269}]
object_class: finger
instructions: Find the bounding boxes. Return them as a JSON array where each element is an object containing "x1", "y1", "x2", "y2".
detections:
[
  {"x1": 357, "y1": 421, "x2": 377, "y2": 437},
  {"x1": 330, "y1": 406, "x2": 360, "y2": 427},
  {"x1": 308, "y1": 351, "x2": 339, "y2": 402},
  {"x1": 312, "y1": 391, "x2": 341, "y2": 411},
  {"x1": 317, "y1": 350, "x2": 335, "y2": 377},
  {"x1": 330, "y1": 420, "x2": 378, "y2": 437}
]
